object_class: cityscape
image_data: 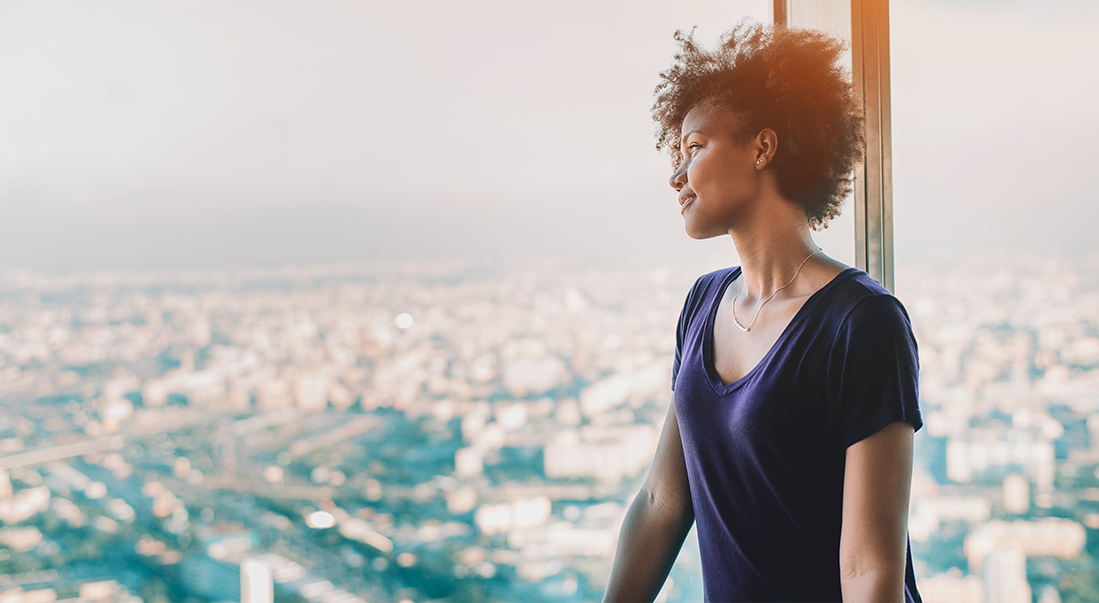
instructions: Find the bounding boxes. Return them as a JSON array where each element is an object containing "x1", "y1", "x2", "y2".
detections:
[{"x1": 0, "y1": 249, "x2": 1097, "y2": 603}]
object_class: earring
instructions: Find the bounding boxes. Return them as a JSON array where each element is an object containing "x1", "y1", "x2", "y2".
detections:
[{"x1": 756, "y1": 158, "x2": 764, "y2": 165}]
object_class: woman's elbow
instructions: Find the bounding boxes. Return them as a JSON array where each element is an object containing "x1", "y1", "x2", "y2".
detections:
[
  {"x1": 634, "y1": 481, "x2": 693, "y2": 527},
  {"x1": 839, "y1": 559, "x2": 905, "y2": 603}
]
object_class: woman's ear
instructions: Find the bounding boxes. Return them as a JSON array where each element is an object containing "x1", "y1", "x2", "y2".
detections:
[{"x1": 754, "y1": 128, "x2": 779, "y2": 169}]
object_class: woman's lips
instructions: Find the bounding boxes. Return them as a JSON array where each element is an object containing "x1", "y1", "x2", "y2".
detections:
[{"x1": 679, "y1": 195, "x2": 695, "y2": 213}]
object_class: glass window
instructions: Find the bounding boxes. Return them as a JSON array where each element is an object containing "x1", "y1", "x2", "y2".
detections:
[{"x1": 782, "y1": 0, "x2": 857, "y2": 268}]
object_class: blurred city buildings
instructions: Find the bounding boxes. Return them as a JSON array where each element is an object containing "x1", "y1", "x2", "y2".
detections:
[{"x1": 0, "y1": 250, "x2": 1097, "y2": 602}]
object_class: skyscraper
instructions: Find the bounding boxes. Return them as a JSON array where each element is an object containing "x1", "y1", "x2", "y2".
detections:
[
  {"x1": 983, "y1": 546, "x2": 1030, "y2": 603},
  {"x1": 241, "y1": 558, "x2": 274, "y2": 603}
]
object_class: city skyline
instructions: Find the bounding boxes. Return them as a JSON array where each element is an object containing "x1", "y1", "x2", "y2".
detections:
[{"x1": 2, "y1": 249, "x2": 1098, "y2": 601}]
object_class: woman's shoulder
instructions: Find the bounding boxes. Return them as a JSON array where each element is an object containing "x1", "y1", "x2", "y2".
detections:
[
  {"x1": 675, "y1": 266, "x2": 739, "y2": 335},
  {"x1": 810, "y1": 268, "x2": 914, "y2": 339},
  {"x1": 681, "y1": 266, "x2": 739, "y2": 311},
  {"x1": 818, "y1": 268, "x2": 904, "y2": 312},
  {"x1": 817, "y1": 268, "x2": 918, "y2": 342},
  {"x1": 690, "y1": 265, "x2": 740, "y2": 294}
]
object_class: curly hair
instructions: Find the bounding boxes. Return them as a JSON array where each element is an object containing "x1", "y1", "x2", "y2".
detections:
[{"x1": 652, "y1": 20, "x2": 863, "y2": 229}]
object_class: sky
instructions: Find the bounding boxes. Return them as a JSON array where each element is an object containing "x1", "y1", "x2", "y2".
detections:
[{"x1": 1, "y1": 0, "x2": 1097, "y2": 271}]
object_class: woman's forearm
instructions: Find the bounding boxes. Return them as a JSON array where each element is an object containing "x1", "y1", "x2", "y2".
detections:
[{"x1": 603, "y1": 488, "x2": 694, "y2": 603}]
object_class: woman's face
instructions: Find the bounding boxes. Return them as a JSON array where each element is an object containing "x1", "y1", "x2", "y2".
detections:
[{"x1": 669, "y1": 103, "x2": 763, "y2": 239}]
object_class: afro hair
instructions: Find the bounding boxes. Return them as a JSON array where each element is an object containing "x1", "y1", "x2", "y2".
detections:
[{"x1": 652, "y1": 20, "x2": 864, "y2": 229}]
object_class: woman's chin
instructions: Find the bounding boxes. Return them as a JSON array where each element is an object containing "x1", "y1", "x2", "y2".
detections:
[{"x1": 684, "y1": 223, "x2": 723, "y2": 241}]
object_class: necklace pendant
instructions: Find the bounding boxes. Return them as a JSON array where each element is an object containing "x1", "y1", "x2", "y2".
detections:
[
  {"x1": 729, "y1": 247, "x2": 822, "y2": 335},
  {"x1": 732, "y1": 316, "x2": 751, "y2": 333}
]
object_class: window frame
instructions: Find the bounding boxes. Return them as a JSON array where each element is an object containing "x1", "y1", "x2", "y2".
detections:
[{"x1": 774, "y1": 0, "x2": 895, "y2": 292}]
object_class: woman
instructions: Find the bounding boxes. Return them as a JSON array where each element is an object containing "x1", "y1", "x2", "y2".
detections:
[{"x1": 603, "y1": 21, "x2": 922, "y2": 603}]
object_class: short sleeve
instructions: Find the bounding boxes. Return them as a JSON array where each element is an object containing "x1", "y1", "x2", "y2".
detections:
[
  {"x1": 829, "y1": 294, "x2": 923, "y2": 447},
  {"x1": 672, "y1": 275, "x2": 706, "y2": 391}
]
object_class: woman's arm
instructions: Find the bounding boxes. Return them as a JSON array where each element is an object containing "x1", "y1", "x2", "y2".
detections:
[
  {"x1": 839, "y1": 421, "x2": 915, "y2": 603},
  {"x1": 603, "y1": 398, "x2": 695, "y2": 603}
]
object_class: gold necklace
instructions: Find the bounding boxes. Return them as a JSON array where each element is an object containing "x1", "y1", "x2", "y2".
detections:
[{"x1": 731, "y1": 248, "x2": 823, "y2": 333}]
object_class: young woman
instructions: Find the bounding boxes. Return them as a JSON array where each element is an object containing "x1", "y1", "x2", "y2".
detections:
[{"x1": 603, "y1": 21, "x2": 922, "y2": 603}]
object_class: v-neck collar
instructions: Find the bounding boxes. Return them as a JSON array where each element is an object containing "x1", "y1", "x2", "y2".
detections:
[{"x1": 701, "y1": 266, "x2": 858, "y2": 396}]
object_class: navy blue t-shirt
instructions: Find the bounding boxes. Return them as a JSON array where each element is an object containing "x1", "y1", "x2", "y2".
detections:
[{"x1": 672, "y1": 266, "x2": 923, "y2": 603}]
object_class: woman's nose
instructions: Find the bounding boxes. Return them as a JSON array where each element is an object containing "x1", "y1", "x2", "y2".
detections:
[{"x1": 669, "y1": 163, "x2": 686, "y2": 191}]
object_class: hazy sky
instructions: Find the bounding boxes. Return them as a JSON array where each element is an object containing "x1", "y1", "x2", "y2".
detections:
[{"x1": 1, "y1": 0, "x2": 1097, "y2": 270}]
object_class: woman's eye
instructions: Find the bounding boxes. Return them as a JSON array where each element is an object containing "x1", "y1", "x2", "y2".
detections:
[{"x1": 688, "y1": 143, "x2": 702, "y2": 154}]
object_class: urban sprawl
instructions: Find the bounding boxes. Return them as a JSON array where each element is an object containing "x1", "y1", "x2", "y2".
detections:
[{"x1": 0, "y1": 251, "x2": 1097, "y2": 603}]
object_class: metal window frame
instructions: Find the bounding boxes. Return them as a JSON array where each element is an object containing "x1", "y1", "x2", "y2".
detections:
[{"x1": 774, "y1": 0, "x2": 894, "y2": 292}]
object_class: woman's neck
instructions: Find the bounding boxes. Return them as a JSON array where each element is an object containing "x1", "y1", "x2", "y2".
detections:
[{"x1": 728, "y1": 194, "x2": 819, "y2": 300}]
